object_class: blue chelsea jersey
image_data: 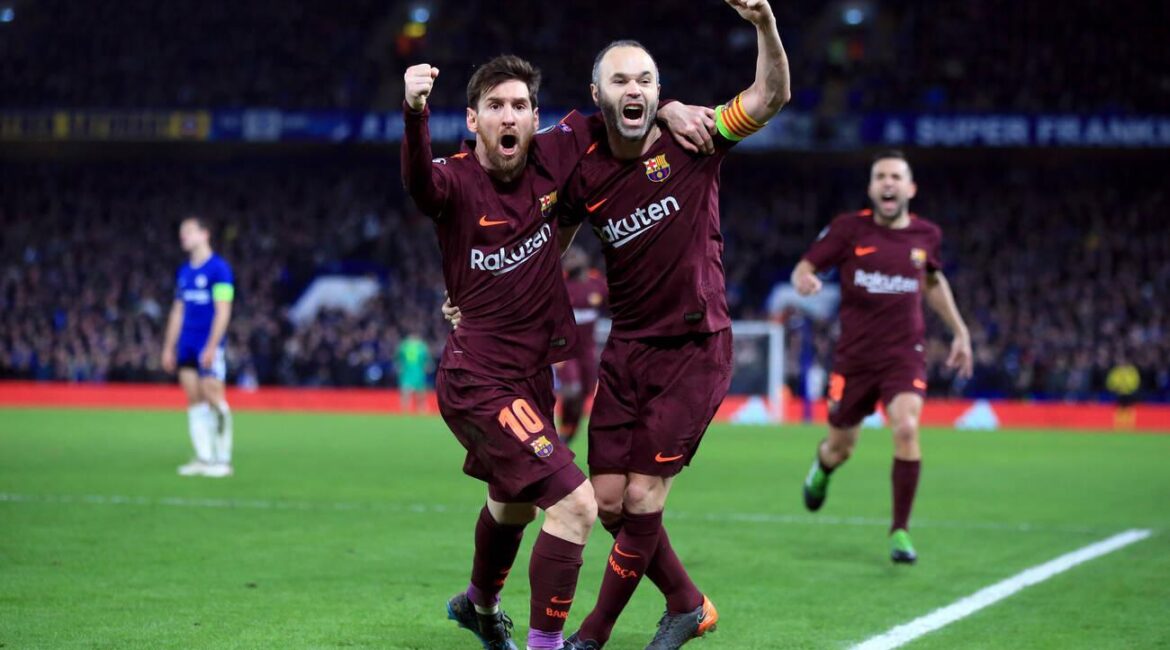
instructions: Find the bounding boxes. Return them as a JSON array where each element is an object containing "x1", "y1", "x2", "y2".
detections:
[{"x1": 176, "y1": 253, "x2": 234, "y2": 341}]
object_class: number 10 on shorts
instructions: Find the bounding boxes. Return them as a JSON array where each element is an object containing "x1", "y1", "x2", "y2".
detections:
[{"x1": 498, "y1": 399, "x2": 545, "y2": 441}]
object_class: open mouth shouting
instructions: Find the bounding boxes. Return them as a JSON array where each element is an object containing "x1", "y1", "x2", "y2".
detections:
[
  {"x1": 499, "y1": 132, "x2": 519, "y2": 157},
  {"x1": 621, "y1": 102, "x2": 646, "y2": 129},
  {"x1": 878, "y1": 191, "x2": 899, "y2": 213}
]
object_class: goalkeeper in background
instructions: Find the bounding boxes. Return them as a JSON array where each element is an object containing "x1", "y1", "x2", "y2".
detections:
[{"x1": 396, "y1": 331, "x2": 432, "y2": 413}]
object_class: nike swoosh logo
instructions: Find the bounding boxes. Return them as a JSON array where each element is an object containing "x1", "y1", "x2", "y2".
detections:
[
  {"x1": 654, "y1": 452, "x2": 684, "y2": 463},
  {"x1": 550, "y1": 596, "x2": 573, "y2": 604},
  {"x1": 479, "y1": 215, "x2": 508, "y2": 227},
  {"x1": 613, "y1": 544, "x2": 640, "y2": 559},
  {"x1": 586, "y1": 198, "x2": 608, "y2": 213},
  {"x1": 855, "y1": 246, "x2": 878, "y2": 256}
]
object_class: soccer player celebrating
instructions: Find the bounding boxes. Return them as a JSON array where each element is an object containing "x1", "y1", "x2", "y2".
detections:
[
  {"x1": 161, "y1": 216, "x2": 235, "y2": 478},
  {"x1": 402, "y1": 56, "x2": 711, "y2": 650},
  {"x1": 555, "y1": 1, "x2": 790, "y2": 646},
  {"x1": 556, "y1": 246, "x2": 607, "y2": 445},
  {"x1": 791, "y1": 150, "x2": 973, "y2": 564}
]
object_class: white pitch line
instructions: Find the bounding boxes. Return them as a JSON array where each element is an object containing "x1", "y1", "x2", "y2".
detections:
[
  {"x1": 0, "y1": 492, "x2": 1117, "y2": 535},
  {"x1": 851, "y1": 528, "x2": 1153, "y2": 650}
]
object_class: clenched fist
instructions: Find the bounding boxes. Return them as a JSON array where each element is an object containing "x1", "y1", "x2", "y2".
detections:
[
  {"x1": 725, "y1": 0, "x2": 775, "y2": 26},
  {"x1": 404, "y1": 64, "x2": 440, "y2": 112}
]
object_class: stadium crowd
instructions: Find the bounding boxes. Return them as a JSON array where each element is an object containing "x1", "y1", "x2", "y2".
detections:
[
  {"x1": 1, "y1": 155, "x2": 1166, "y2": 402},
  {"x1": 1, "y1": 0, "x2": 1164, "y2": 114}
]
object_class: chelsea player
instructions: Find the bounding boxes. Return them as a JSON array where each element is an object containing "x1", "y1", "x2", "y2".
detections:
[{"x1": 161, "y1": 216, "x2": 235, "y2": 478}]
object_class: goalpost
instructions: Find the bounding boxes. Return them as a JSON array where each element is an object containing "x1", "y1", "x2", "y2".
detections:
[{"x1": 592, "y1": 319, "x2": 786, "y2": 424}]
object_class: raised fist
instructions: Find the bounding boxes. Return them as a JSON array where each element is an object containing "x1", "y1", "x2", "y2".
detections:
[{"x1": 404, "y1": 64, "x2": 440, "y2": 112}]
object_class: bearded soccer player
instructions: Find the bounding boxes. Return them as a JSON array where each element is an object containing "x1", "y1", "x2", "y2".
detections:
[
  {"x1": 791, "y1": 151, "x2": 973, "y2": 564},
  {"x1": 554, "y1": 1, "x2": 791, "y2": 646},
  {"x1": 555, "y1": 246, "x2": 608, "y2": 445},
  {"x1": 161, "y1": 216, "x2": 235, "y2": 478},
  {"x1": 402, "y1": 55, "x2": 711, "y2": 650}
]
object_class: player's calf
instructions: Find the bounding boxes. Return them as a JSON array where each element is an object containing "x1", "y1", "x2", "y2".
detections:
[{"x1": 527, "y1": 480, "x2": 594, "y2": 649}]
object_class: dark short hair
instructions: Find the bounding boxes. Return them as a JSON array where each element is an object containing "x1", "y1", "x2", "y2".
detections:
[
  {"x1": 466, "y1": 55, "x2": 541, "y2": 109},
  {"x1": 591, "y1": 39, "x2": 657, "y2": 86},
  {"x1": 871, "y1": 149, "x2": 912, "y2": 177}
]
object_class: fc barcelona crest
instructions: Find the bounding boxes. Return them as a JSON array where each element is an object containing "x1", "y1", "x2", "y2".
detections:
[
  {"x1": 539, "y1": 191, "x2": 558, "y2": 217},
  {"x1": 910, "y1": 248, "x2": 927, "y2": 269},
  {"x1": 643, "y1": 154, "x2": 671, "y2": 183},
  {"x1": 530, "y1": 435, "x2": 555, "y2": 458}
]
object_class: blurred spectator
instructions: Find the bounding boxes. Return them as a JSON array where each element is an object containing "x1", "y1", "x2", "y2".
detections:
[{"x1": 1, "y1": 1, "x2": 1164, "y2": 114}]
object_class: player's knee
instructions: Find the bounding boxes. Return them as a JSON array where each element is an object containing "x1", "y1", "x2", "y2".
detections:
[
  {"x1": 891, "y1": 417, "x2": 919, "y2": 446},
  {"x1": 623, "y1": 478, "x2": 667, "y2": 513},
  {"x1": 559, "y1": 483, "x2": 599, "y2": 524},
  {"x1": 594, "y1": 492, "x2": 623, "y2": 523}
]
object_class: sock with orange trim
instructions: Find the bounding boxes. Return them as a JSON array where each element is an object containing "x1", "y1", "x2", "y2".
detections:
[
  {"x1": 527, "y1": 530, "x2": 585, "y2": 647},
  {"x1": 577, "y1": 509, "x2": 663, "y2": 644},
  {"x1": 601, "y1": 516, "x2": 702, "y2": 614},
  {"x1": 467, "y1": 505, "x2": 525, "y2": 611}
]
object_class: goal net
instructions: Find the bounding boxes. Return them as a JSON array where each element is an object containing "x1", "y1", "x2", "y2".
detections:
[{"x1": 592, "y1": 319, "x2": 786, "y2": 424}]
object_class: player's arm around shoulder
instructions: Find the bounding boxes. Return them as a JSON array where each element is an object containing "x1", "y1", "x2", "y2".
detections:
[{"x1": 716, "y1": 0, "x2": 791, "y2": 142}]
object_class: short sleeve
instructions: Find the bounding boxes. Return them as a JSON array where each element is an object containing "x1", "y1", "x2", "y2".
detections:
[
  {"x1": 174, "y1": 268, "x2": 183, "y2": 301},
  {"x1": 211, "y1": 260, "x2": 235, "y2": 302},
  {"x1": 803, "y1": 218, "x2": 852, "y2": 271},
  {"x1": 927, "y1": 227, "x2": 943, "y2": 273}
]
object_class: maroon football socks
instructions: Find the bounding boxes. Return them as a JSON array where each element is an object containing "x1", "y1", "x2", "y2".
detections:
[
  {"x1": 578, "y1": 509, "x2": 664, "y2": 644},
  {"x1": 602, "y1": 516, "x2": 703, "y2": 614},
  {"x1": 891, "y1": 458, "x2": 921, "y2": 532},
  {"x1": 527, "y1": 530, "x2": 586, "y2": 647},
  {"x1": 466, "y1": 505, "x2": 525, "y2": 609}
]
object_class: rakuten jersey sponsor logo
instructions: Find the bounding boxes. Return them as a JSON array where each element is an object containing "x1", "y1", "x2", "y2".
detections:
[
  {"x1": 853, "y1": 269, "x2": 919, "y2": 294},
  {"x1": 595, "y1": 196, "x2": 680, "y2": 248},
  {"x1": 470, "y1": 223, "x2": 553, "y2": 276}
]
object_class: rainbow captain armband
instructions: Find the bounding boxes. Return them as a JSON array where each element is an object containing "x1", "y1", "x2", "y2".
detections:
[
  {"x1": 211, "y1": 283, "x2": 235, "y2": 302},
  {"x1": 714, "y1": 93, "x2": 766, "y2": 141}
]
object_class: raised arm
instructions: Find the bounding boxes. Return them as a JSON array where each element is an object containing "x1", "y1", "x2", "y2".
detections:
[
  {"x1": 925, "y1": 271, "x2": 973, "y2": 379},
  {"x1": 401, "y1": 63, "x2": 451, "y2": 216},
  {"x1": 717, "y1": 0, "x2": 791, "y2": 139}
]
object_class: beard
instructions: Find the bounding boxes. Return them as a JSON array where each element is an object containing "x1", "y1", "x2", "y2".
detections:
[
  {"x1": 873, "y1": 197, "x2": 909, "y2": 221},
  {"x1": 485, "y1": 148, "x2": 527, "y2": 178},
  {"x1": 481, "y1": 131, "x2": 530, "y2": 180},
  {"x1": 600, "y1": 93, "x2": 658, "y2": 141}
]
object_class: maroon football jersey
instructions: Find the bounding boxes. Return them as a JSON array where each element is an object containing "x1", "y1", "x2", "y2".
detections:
[
  {"x1": 560, "y1": 132, "x2": 735, "y2": 339},
  {"x1": 803, "y1": 209, "x2": 943, "y2": 373},
  {"x1": 564, "y1": 269, "x2": 608, "y2": 355},
  {"x1": 402, "y1": 105, "x2": 601, "y2": 378}
]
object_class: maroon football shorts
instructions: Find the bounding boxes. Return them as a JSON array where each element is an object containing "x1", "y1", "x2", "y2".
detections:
[
  {"x1": 826, "y1": 360, "x2": 927, "y2": 429},
  {"x1": 436, "y1": 366, "x2": 586, "y2": 509},
  {"x1": 588, "y1": 328, "x2": 733, "y2": 477}
]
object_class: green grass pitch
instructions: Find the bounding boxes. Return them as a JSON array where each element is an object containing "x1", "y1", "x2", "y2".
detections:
[{"x1": 2, "y1": 408, "x2": 1168, "y2": 649}]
